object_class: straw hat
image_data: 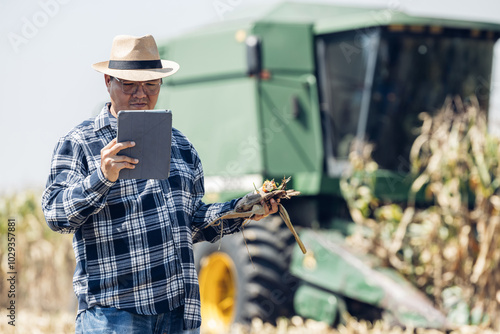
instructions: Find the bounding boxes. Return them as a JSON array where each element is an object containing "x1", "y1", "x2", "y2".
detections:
[{"x1": 92, "y1": 34, "x2": 180, "y2": 81}]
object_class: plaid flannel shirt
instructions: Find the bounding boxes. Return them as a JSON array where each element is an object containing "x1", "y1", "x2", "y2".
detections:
[{"x1": 41, "y1": 103, "x2": 243, "y2": 330}]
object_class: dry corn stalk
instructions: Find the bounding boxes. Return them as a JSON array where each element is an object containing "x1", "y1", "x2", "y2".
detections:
[
  {"x1": 341, "y1": 97, "x2": 500, "y2": 330},
  {"x1": 208, "y1": 176, "x2": 306, "y2": 254}
]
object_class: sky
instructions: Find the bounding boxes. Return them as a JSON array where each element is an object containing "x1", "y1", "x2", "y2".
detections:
[{"x1": 1, "y1": 0, "x2": 500, "y2": 195}]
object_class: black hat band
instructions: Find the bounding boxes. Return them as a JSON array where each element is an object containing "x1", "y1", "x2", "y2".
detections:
[{"x1": 108, "y1": 59, "x2": 163, "y2": 70}]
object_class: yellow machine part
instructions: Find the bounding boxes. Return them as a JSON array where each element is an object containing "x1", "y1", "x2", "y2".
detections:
[{"x1": 199, "y1": 252, "x2": 237, "y2": 333}]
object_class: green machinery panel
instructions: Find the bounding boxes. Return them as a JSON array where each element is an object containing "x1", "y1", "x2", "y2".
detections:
[
  {"x1": 258, "y1": 75, "x2": 323, "y2": 176},
  {"x1": 157, "y1": 78, "x2": 262, "y2": 178},
  {"x1": 294, "y1": 284, "x2": 340, "y2": 325},
  {"x1": 252, "y1": 22, "x2": 323, "y2": 179},
  {"x1": 159, "y1": 24, "x2": 251, "y2": 84},
  {"x1": 253, "y1": 22, "x2": 315, "y2": 72},
  {"x1": 291, "y1": 230, "x2": 448, "y2": 328}
]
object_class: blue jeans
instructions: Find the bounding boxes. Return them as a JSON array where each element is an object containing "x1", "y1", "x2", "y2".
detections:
[{"x1": 75, "y1": 305, "x2": 200, "y2": 334}]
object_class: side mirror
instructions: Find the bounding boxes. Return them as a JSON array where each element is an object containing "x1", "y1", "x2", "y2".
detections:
[{"x1": 246, "y1": 35, "x2": 261, "y2": 76}]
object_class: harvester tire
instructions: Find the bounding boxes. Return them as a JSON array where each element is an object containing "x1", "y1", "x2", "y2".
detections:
[{"x1": 194, "y1": 215, "x2": 298, "y2": 330}]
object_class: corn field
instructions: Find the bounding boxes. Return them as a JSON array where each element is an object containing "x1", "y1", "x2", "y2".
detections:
[
  {"x1": 0, "y1": 190, "x2": 76, "y2": 334},
  {"x1": 340, "y1": 98, "x2": 500, "y2": 331}
]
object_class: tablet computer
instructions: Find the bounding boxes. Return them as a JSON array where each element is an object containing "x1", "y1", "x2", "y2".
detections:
[{"x1": 117, "y1": 109, "x2": 172, "y2": 180}]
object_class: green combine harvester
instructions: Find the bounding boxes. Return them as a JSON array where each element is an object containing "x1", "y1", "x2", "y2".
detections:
[{"x1": 157, "y1": 2, "x2": 500, "y2": 332}]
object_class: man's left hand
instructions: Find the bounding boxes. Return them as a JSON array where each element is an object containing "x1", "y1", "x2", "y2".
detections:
[{"x1": 252, "y1": 198, "x2": 279, "y2": 221}]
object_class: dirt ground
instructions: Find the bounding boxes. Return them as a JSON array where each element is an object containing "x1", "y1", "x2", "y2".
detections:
[{"x1": 1, "y1": 310, "x2": 497, "y2": 334}]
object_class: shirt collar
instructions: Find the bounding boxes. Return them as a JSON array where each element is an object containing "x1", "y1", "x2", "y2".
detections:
[{"x1": 94, "y1": 102, "x2": 114, "y2": 132}]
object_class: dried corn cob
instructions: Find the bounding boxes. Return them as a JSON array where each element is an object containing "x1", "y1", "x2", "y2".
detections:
[{"x1": 208, "y1": 176, "x2": 306, "y2": 254}]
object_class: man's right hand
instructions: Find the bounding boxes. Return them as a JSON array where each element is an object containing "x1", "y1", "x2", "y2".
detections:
[{"x1": 100, "y1": 138, "x2": 138, "y2": 182}]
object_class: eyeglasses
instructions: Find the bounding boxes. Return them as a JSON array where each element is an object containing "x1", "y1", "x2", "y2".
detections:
[{"x1": 112, "y1": 77, "x2": 162, "y2": 95}]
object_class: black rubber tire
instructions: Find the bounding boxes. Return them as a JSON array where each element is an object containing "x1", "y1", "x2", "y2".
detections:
[{"x1": 194, "y1": 215, "x2": 299, "y2": 326}]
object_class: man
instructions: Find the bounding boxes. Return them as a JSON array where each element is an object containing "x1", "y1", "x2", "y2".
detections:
[{"x1": 42, "y1": 34, "x2": 277, "y2": 334}]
